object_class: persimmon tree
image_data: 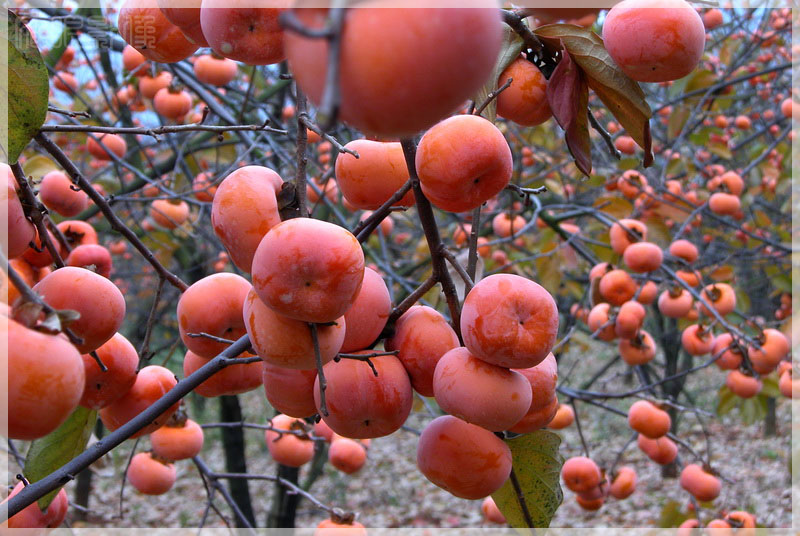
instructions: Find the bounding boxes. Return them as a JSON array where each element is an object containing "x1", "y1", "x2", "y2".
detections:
[{"x1": 1, "y1": 1, "x2": 794, "y2": 532}]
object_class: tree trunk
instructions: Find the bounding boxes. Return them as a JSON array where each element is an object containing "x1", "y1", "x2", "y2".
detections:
[
  {"x1": 764, "y1": 397, "x2": 777, "y2": 436},
  {"x1": 219, "y1": 395, "x2": 256, "y2": 527},
  {"x1": 267, "y1": 465, "x2": 300, "y2": 529}
]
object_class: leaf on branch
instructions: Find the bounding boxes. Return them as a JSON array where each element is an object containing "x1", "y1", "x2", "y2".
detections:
[
  {"x1": 2, "y1": 11, "x2": 49, "y2": 163},
  {"x1": 472, "y1": 23, "x2": 524, "y2": 122},
  {"x1": 492, "y1": 430, "x2": 564, "y2": 530},
  {"x1": 535, "y1": 24, "x2": 653, "y2": 167},
  {"x1": 547, "y1": 46, "x2": 591, "y2": 176},
  {"x1": 716, "y1": 385, "x2": 738, "y2": 416},
  {"x1": 24, "y1": 406, "x2": 97, "y2": 510}
]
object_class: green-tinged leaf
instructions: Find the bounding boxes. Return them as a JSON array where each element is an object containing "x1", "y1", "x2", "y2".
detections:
[
  {"x1": 645, "y1": 220, "x2": 671, "y2": 247},
  {"x1": 760, "y1": 376, "x2": 781, "y2": 399},
  {"x1": 3, "y1": 11, "x2": 49, "y2": 163},
  {"x1": 753, "y1": 210, "x2": 771, "y2": 228},
  {"x1": 716, "y1": 385, "x2": 738, "y2": 416},
  {"x1": 708, "y1": 141, "x2": 732, "y2": 160},
  {"x1": 616, "y1": 157, "x2": 640, "y2": 170},
  {"x1": 709, "y1": 265, "x2": 734, "y2": 282},
  {"x1": 667, "y1": 104, "x2": 690, "y2": 139},
  {"x1": 689, "y1": 129, "x2": 711, "y2": 146},
  {"x1": 472, "y1": 23, "x2": 524, "y2": 122},
  {"x1": 546, "y1": 47, "x2": 591, "y2": 176},
  {"x1": 774, "y1": 274, "x2": 791, "y2": 293},
  {"x1": 25, "y1": 406, "x2": 97, "y2": 509},
  {"x1": 492, "y1": 431, "x2": 564, "y2": 531},
  {"x1": 593, "y1": 195, "x2": 632, "y2": 219},
  {"x1": 535, "y1": 254, "x2": 561, "y2": 296},
  {"x1": 740, "y1": 396, "x2": 765, "y2": 425},
  {"x1": 22, "y1": 154, "x2": 57, "y2": 178},
  {"x1": 534, "y1": 24, "x2": 653, "y2": 166},
  {"x1": 658, "y1": 500, "x2": 691, "y2": 528},
  {"x1": 735, "y1": 288, "x2": 751, "y2": 314}
]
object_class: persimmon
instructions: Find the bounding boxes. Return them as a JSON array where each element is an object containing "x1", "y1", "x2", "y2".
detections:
[
  {"x1": 669, "y1": 239, "x2": 699, "y2": 263},
  {"x1": 616, "y1": 171, "x2": 648, "y2": 199},
  {"x1": 681, "y1": 324, "x2": 715, "y2": 356},
  {"x1": 603, "y1": 0, "x2": 705, "y2": 82},
  {"x1": 340, "y1": 267, "x2": 390, "y2": 353},
  {"x1": 734, "y1": 115, "x2": 752, "y2": 129},
  {"x1": 211, "y1": 165, "x2": 282, "y2": 272},
  {"x1": 4, "y1": 170, "x2": 36, "y2": 259},
  {"x1": 658, "y1": 287, "x2": 694, "y2": 318},
  {"x1": 615, "y1": 300, "x2": 646, "y2": 339},
  {"x1": 637, "y1": 434, "x2": 677, "y2": 464},
  {"x1": 415, "y1": 114, "x2": 513, "y2": 213},
  {"x1": 99, "y1": 365, "x2": 180, "y2": 438},
  {"x1": 3, "y1": 258, "x2": 35, "y2": 304},
  {"x1": 709, "y1": 192, "x2": 741, "y2": 215},
  {"x1": 150, "y1": 199, "x2": 189, "y2": 228},
  {"x1": 200, "y1": 1, "x2": 286, "y2": 65},
  {"x1": 619, "y1": 330, "x2": 657, "y2": 366},
  {"x1": 153, "y1": 87, "x2": 193, "y2": 120},
  {"x1": 33, "y1": 267, "x2": 125, "y2": 353},
  {"x1": 193, "y1": 53, "x2": 238, "y2": 86},
  {"x1": 118, "y1": 0, "x2": 199, "y2": 63},
  {"x1": 150, "y1": 418, "x2": 205, "y2": 461},
  {"x1": 262, "y1": 364, "x2": 317, "y2": 418},
  {"x1": 614, "y1": 136, "x2": 637, "y2": 155},
  {"x1": 22, "y1": 227, "x2": 61, "y2": 268},
  {"x1": 315, "y1": 518, "x2": 367, "y2": 535},
  {"x1": 315, "y1": 352, "x2": 412, "y2": 439},
  {"x1": 699, "y1": 283, "x2": 736, "y2": 316},
  {"x1": 127, "y1": 452, "x2": 177, "y2": 495},
  {"x1": 562, "y1": 456, "x2": 602, "y2": 493},
  {"x1": 492, "y1": 212, "x2": 527, "y2": 238},
  {"x1": 66, "y1": 244, "x2": 113, "y2": 278},
  {"x1": 599, "y1": 269, "x2": 637, "y2": 306},
  {"x1": 726, "y1": 370, "x2": 762, "y2": 398},
  {"x1": 87, "y1": 133, "x2": 127, "y2": 160},
  {"x1": 334, "y1": 140, "x2": 414, "y2": 210},
  {"x1": 623, "y1": 241, "x2": 663, "y2": 273},
  {"x1": 251, "y1": 218, "x2": 365, "y2": 324},
  {"x1": 433, "y1": 346, "x2": 532, "y2": 432},
  {"x1": 53, "y1": 71, "x2": 78, "y2": 92},
  {"x1": 177, "y1": 273, "x2": 251, "y2": 358},
  {"x1": 417, "y1": 415, "x2": 512, "y2": 500},
  {"x1": 676, "y1": 269, "x2": 702, "y2": 287},
  {"x1": 285, "y1": 3, "x2": 502, "y2": 138},
  {"x1": 328, "y1": 437, "x2": 367, "y2": 474},
  {"x1": 710, "y1": 332, "x2": 742, "y2": 370},
  {"x1": 680, "y1": 464, "x2": 721, "y2": 502},
  {"x1": 609, "y1": 466, "x2": 637, "y2": 499},
  {"x1": 157, "y1": 0, "x2": 208, "y2": 46},
  {"x1": 496, "y1": 58, "x2": 551, "y2": 126},
  {"x1": 1, "y1": 482, "x2": 68, "y2": 530},
  {"x1": 39, "y1": 170, "x2": 88, "y2": 217},
  {"x1": 138, "y1": 71, "x2": 173, "y2": 99},
  {"x1": 191, "y1": 172, "x2": 217, "y2": 202},
  {"x1": 183, "y1": 350, "x2": 262, "y2": 396},
  {"x1": 384, "y1": 305, "x2": 460, "y2": 397},
  {"x1": 548, "y1": 403, "x2": 575, "y2": 430},
  {"x1": 703, "y1": 8, "x2": 724, "y2": 29},
  {"x1": 461, "y1": 274, "x2": 558, "y2": 369},
  {"x1": 628, "y1": 400, "x2": 671, "y2": 438},
  {"x1": 509, "y1": 353, "x2": 558, "y2": 433},
  {"x1": 748, "y1": 328, "x2": 790, "y2": 374},
  {"x1": 265, "y1": 414, "x2": 314, "y2": 467},
  {"x1": 244, "y1": 288, "x2": 345, "y2": 369},
  {"x1": 79, "y1": 332, "x2": 138, "y2": 410},
  {"x1": 4, "y1": 318, "x2": 85, "y2": 440},
  {"x1": 481, "y1": 496, "x2": 507, "y2": 524},
  {"x1": 588, "y1": 303, "x2": 616, "y2": 341},
  {"x1": 122, "y1": 44, "x2": 147, "y2": 72}
]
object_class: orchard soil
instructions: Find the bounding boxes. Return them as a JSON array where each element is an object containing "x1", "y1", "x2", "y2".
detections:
[{"x1": 4, "y1": 341, "x2": 793, "y2": 529}]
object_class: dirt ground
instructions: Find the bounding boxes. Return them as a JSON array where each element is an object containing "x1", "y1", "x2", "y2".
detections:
[{"x1": 6, "y1": 345, "x2": 794, "y2": 530}]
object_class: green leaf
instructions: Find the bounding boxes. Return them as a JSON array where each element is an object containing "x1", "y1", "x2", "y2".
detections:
[
  {"x1": 492, "y1": 431, "x2": 564, "y2": 531},
  {"x1": 760, "y1": 376, "x2": 781, "y2": 399},
  {"x1": 716, "y1": 385, "x2": 738, "y2": 416},
  {"x1": 535, "y1": 254, "x2": 561, "y2": 296},
  {"x1": 2, "y1": 11, "x2": 49, "y2": 163},
  {"x1": 708, "y1": 141, "x2": 732, "y2": 160},
  {"x1": 472, "y1": 23, "x2": 523, "y2": 122},
  {"x1": 25, "y1": 406, "x2": 97, "y2": 510},
  {"x1": 667, "y1": 104, "x2": 690, "y2": 139},
  {"x1": 534, "y1": 24, "x2": 653, "y2": 167},
  {"x1": 658, "y1": 500, "x2": 690, "y2": 528}
]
